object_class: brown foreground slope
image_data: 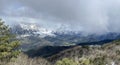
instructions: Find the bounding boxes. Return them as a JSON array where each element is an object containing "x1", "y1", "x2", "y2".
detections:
[
  {"x1": 48, "y1": 40, "x2": 120, "y2": 65},
  {"x1": 1, "y1": 40, "x2": 120, "y2": 65}
]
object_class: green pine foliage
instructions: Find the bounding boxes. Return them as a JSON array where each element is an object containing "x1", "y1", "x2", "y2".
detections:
[{"x1": 0, "y1": 19, "x2": 20, "y2": 62}]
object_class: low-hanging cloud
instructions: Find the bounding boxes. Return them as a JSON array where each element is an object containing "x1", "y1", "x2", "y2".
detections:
[{"x1": 1, "y1": 0, "x2": 120, "y2": 34}]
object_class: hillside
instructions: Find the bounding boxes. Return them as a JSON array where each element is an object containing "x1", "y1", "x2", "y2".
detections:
[
  {"x1": 6, "y1": 40, "x2": 120, "y2": 65},
  {"x1": 47, "y1": 40, "x2": 120, "y2": 65},
  {"x1": 25, "y1": 40, "x2": 113, "y2": 58}
]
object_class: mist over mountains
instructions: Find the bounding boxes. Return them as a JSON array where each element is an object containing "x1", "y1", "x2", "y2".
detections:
[
  {"x1": 11, "y1": 22, "x2": 120, "y2": 39},
  {"x1": 0, "y1": 0, "x2": 120, "y2": 35}
]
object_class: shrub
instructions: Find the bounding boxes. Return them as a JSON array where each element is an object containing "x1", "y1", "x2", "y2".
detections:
[
  {"x1": 0, "y1": 19, "x2": 20, "y2": 64},
  {"x1": 56, "y1": 58, "x2": 78, "y2": 65},
  {"x1": 7, "y1": 53, "x2": 51, "y2": 65}
]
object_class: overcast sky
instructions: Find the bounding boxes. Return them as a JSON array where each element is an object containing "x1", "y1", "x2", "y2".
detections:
[{"x1": 0, "y1": 0, "x2": 120, "y2": 34}]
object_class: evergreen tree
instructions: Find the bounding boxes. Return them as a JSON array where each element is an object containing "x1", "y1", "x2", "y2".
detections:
[{"x1": 0, "y1": 19, "x2": 20, "y2": 62}]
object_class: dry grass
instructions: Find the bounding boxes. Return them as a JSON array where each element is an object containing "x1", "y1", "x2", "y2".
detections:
[{"x1": 7, "y1": 53, "x2": 51, "y2": 65}]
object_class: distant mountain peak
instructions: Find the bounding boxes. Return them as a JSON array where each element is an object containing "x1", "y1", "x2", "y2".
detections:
[{"x1": 11, "y1": 22, "x2": 55, "y2": 38}]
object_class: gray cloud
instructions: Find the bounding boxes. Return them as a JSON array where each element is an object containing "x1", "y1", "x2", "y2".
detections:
[
  {"x1": 1, "y1": 0, "x2": 120, "y2": 34},
  {"x1": 0, "y1": 0, "x2": 15, "y2": 14}
]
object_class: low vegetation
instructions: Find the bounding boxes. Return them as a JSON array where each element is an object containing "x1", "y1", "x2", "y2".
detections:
[
  {"x1": 49, "y1": 41, "x2": 120, "y2": 65},
  {"x1": 7, "y1": 53, "x2": 51, "y2": 65}
]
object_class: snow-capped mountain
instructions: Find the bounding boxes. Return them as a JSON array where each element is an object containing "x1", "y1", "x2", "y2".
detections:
[
  {"x1": 11, "y1": 22, "x2": 55, "y2": 38},
  {"x1": 11, "y1": 22, "x2": 120, "y2": 45},
  {"x1": 10, "y1": 22, "x2": 120, "y2": 51},
  {"x1": 11, "y1": 22, "x2": 120, "y2": 40}
]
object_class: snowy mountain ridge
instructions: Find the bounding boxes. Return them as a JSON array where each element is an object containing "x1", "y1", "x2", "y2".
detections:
[
  {"x1": 11, "y1": 22, "x2": 55, "y2": 38},
  {"x1": 11, "y1": 22, "x2": 120, "y2": 40}
]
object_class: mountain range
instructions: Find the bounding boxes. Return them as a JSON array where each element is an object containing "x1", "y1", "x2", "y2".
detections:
[{"x1": 10, "y1": 22, "x2": 120, "y2": 51}]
